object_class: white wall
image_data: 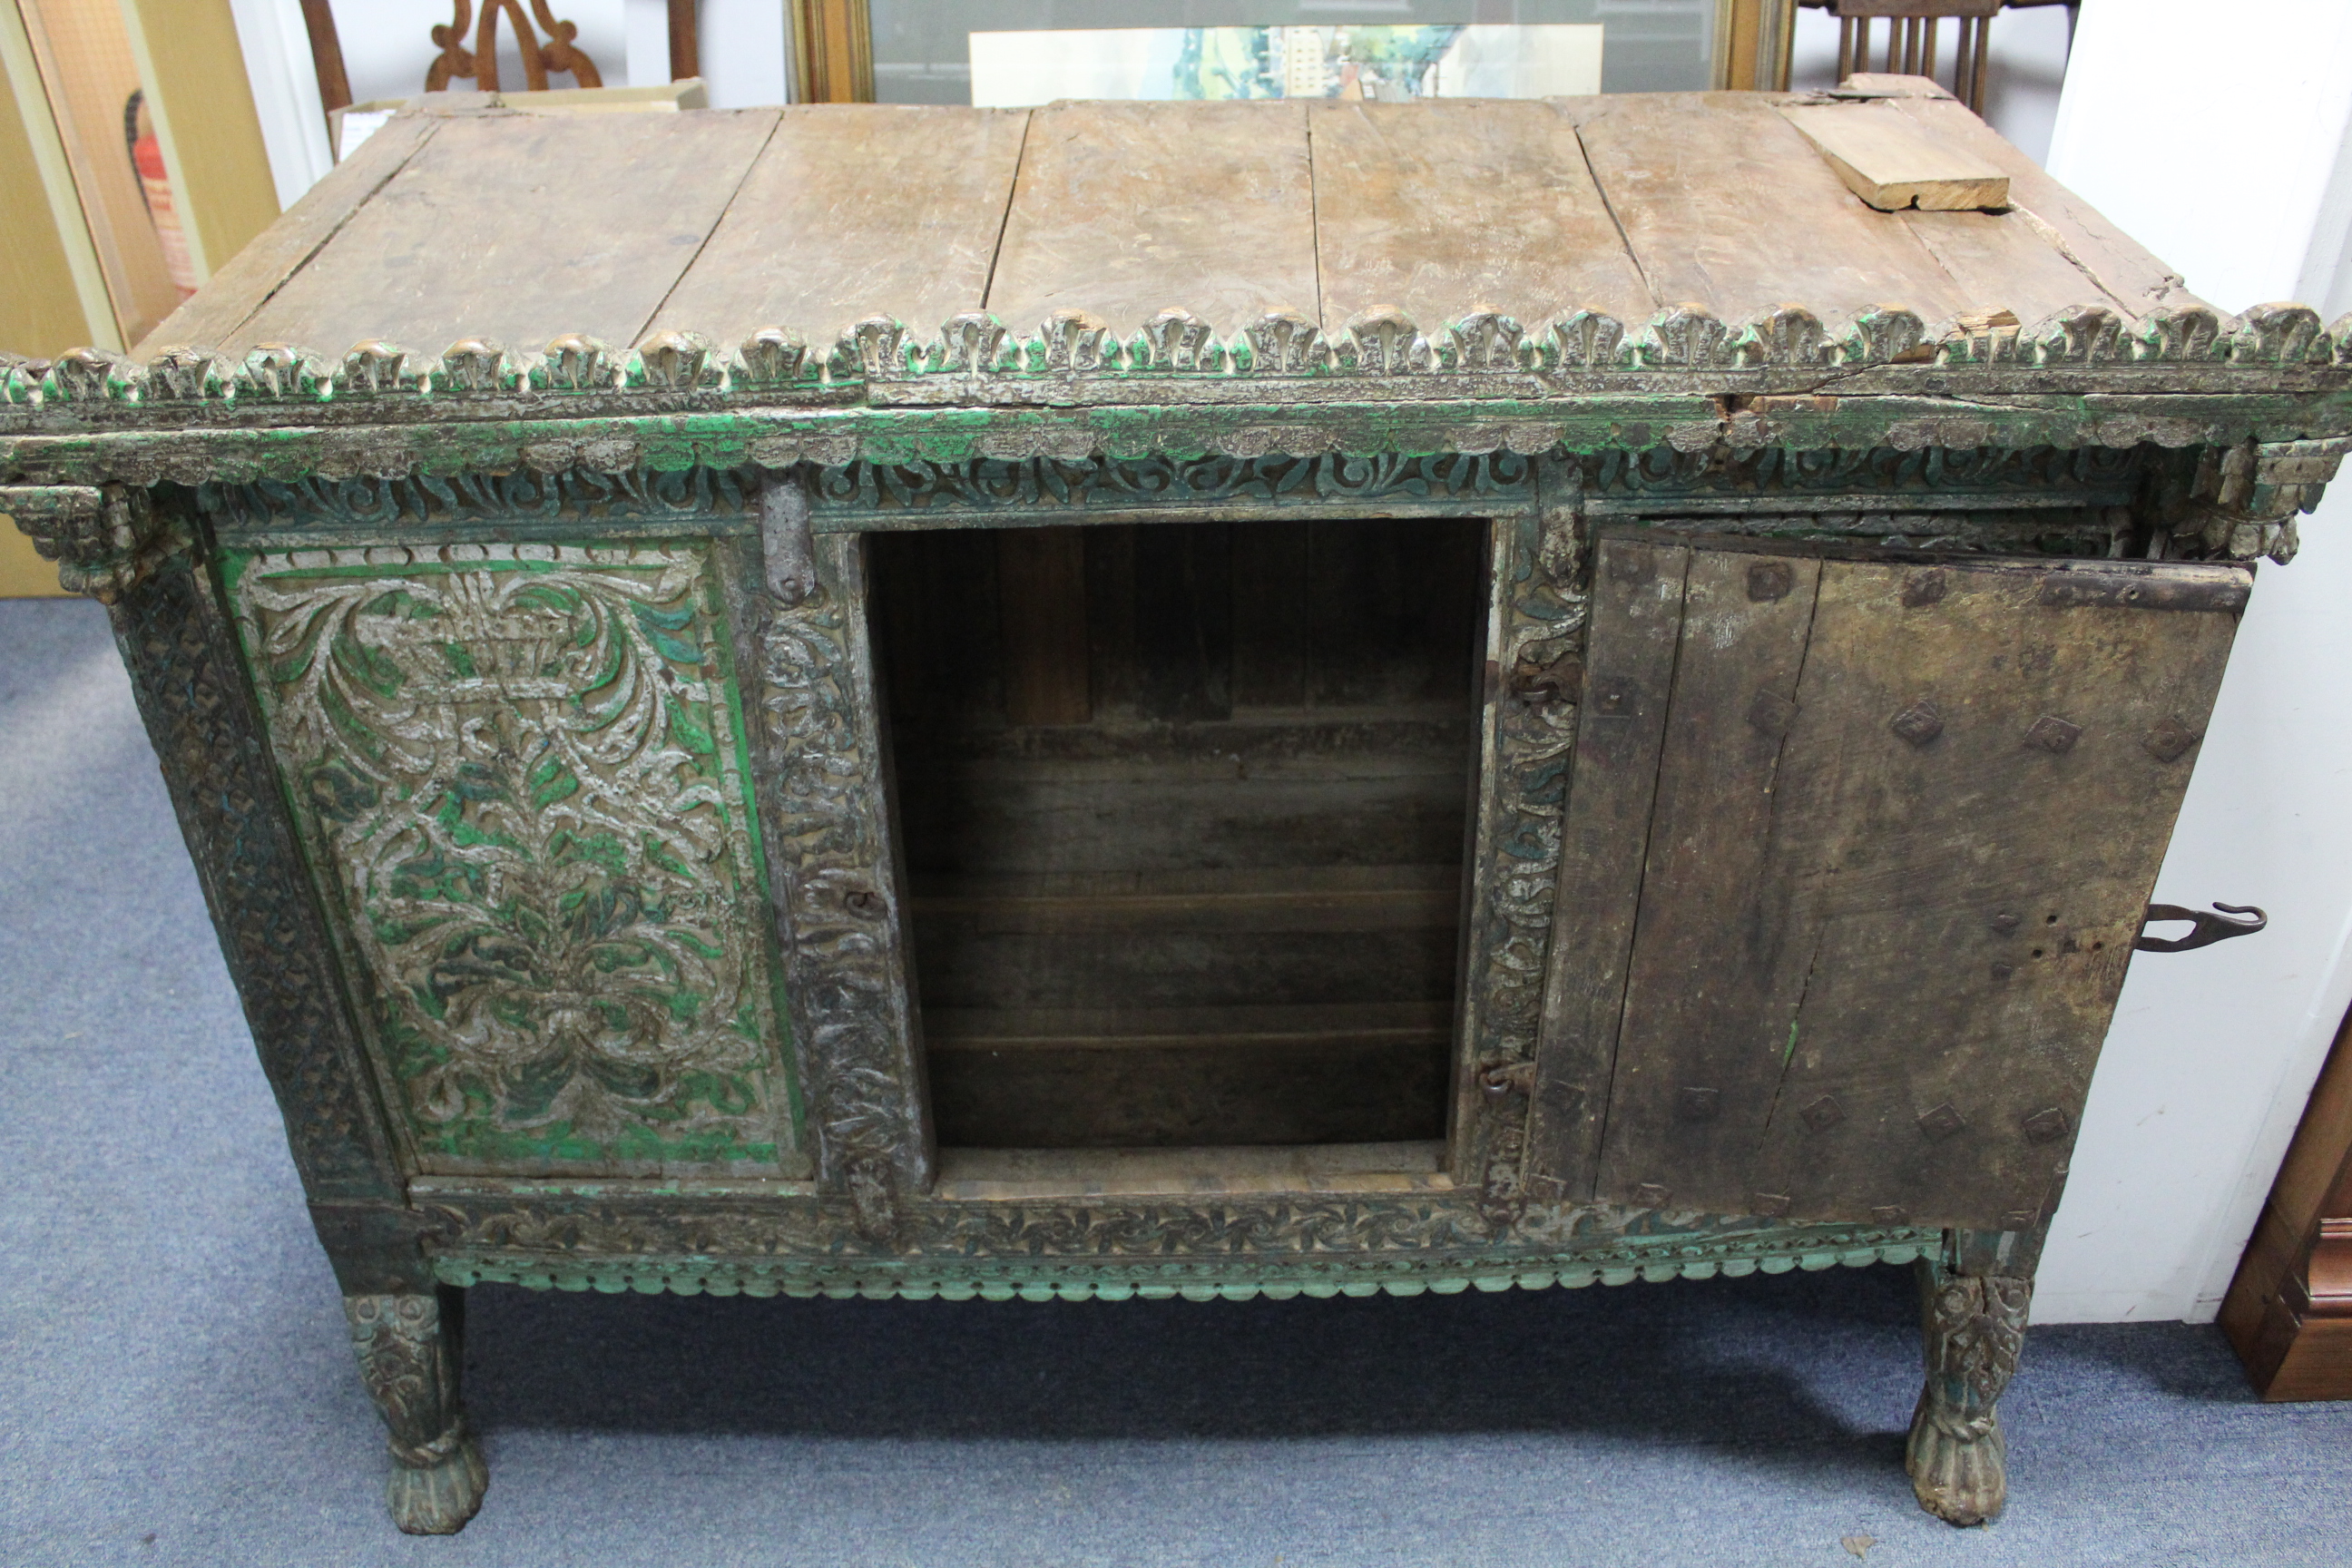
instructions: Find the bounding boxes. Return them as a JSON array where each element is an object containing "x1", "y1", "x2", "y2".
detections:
[{"x1": 2029, "y1": 0, "x2": 2352, "y2": 1325}]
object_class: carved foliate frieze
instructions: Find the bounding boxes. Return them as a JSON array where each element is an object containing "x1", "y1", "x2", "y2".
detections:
[
  {"x1": 239, "y1": 344, "x2": 332, "y2": 402},
  {"x1": 533, "y1": 334, "x2": 619, "y2": 392},
  {"x1": 1585, "y1": 442, "x2": 2142, "y2": 501},
  {"x1": 754, "y1": 534, "x2": 928, "y2": 1200},
  {"x1": 1338, "y1": 308, "x2": 1433, "y2": 375},
  {"x1": 203, "y1": 464, "x2": 749, "y2": 534},
  {"x1": 229, "y1": 542, "x2": 800, "y2": 1174},
  {"x1": 732, "y1": 326, "x2": 819, "y2": 389},
  {"x1": 628, "y1": 330, "x2": 720, "y2": 391},
  {"x1": 810, "y1": 450, "x2": 1537, "y2": 517},
  {"x1": 6, "y1": 289, "x2": 2344, "y2": 431},
  {"x1": 338, "y1": 341, "x2": 421, "y2": 397},
  {"x1": 42, "y1": 345, "x2": 135, "y2": 403},
  {"x1": 2030, "y1": 303, "x2": 2125, "y2": 366}
]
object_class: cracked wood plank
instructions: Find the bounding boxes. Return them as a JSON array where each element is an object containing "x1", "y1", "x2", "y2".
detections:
[
  {"x1": 134, "y1": 108, "x2": 444, "y2": 358},
  {"x1": 1879, "y1": 91, "x2": 2214, "y2": 319},
  {"x1": 1587, "y1": 540, "x2": 2246, "y2": 1229},
  {"x1": 225, "y1": 108, "x2": 780, "y2": 360},
  {"x1": 1565, "y1": 92, "x2": 1975, "y2": 329},
  {"x1": 648, "y1": 105, "x2": 1029, "y2": 352},
  {"x1": 1524, "y1": 535, "x2": 1688, "y2": 1198},
  {"x1": 985, "y1": 99, "x2": 1317, "y2": 339},
  {"x1": 1308, "y1": 98, "x2": 1652, "y2": 336},
  {"x1": 1589, "y1": 540, "x2": 1822, "y2": 1212}
]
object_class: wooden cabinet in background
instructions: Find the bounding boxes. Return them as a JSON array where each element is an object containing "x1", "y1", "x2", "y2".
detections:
[{"x1": 2224, "y1": 1010, "x2": 2352, "y2": 1399}]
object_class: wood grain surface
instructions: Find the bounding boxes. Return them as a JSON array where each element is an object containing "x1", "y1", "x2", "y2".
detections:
[
  {"x1": 135, "y1": 109, "x2": 442, "y2": 357},
  {"x1": 227, "y1": 108, "x2": 779, "y2": 358},
  {"x1": 985, "y1": 99, "x2": 1317, "y2": 338},
  {"x1": 1309, "y1": 98, "x2": 1652, "y2": 331},
  {"x1": 1777, "y1": 100, "x2": 2008, "y2": 211},
  {"x1": 1570, "y1": 92, "x2": 1974, "y2": 328},
  {"x1": 1524, "y1": 536, "x2": 1689, "y2": 1195},
  {"x1": 1583, "y1": 540, "x2": 2246, "y2": 1229},
  {"x1": 650, "y1": 105, "x2": 1028, "y2": 348}
]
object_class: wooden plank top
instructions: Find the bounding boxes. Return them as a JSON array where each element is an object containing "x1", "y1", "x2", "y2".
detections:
[
  {"x1": 225, "y1": 106, "x2": 780, "y2": 359},
  {"x1": 649, "y1": 106, "x2": 1030, "y2": 349},
  {"x1": 132, "y1": 107, "x2": 444, "y2": 359},
  {"x1": 1567, "y1": 92, "x2": 1977, "y2": 329},
  {"x1": 985, "y1": 99, "x2": 1318, "y2": 339},
  {"x1": 25, "y1": 83, "x2": 2336, "y2": 458},
  {"x1": 1309, "y1": 98, "x2": 1652, "y2": 334}
]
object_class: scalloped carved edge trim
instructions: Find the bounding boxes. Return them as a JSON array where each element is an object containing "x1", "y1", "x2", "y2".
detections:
[
  {"x1": 432, "y1": 1240, "x2": 1931, "y2": 1298},
  {"x1": 9, "y1": 299, "x2": 2342, "y2": 412}
]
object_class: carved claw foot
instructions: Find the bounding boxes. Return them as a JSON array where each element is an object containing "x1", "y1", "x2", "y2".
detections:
[
  {"x1": 346, "y1": 1289, "x2": 487, "y2": 1534},
  {"x1": 1905, "y1": 1262, "x2": 2031, "y2": 1527},
  {"x1": 1906, "y1": 1383, "x2": 2007, "y2": 1525},
  {"x1": 385, "y1": 1419, "x2": 488, "y2": 1534}
]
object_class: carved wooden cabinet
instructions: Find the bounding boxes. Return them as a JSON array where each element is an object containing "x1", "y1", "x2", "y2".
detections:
[{"x1": 5, "y1": 80, "x2": 2347, "y2": 1534}]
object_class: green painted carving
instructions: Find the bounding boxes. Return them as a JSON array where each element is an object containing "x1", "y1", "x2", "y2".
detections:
[{"x1": 226, "y1": 542, "x2": 799, "y2": 1174}]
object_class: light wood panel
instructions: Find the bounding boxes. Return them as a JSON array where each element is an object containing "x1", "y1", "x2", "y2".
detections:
[
  {"x1": 1570, "y1": 91, "x2": 1974, "y2": 328},
  {"x1": 986, "y1": 99, "x2": 1317, "y2": 338},
  {"x1": 137, "y1": 110, "x2": 442, "y2": 357},
  {"x1": 650, "y1": 105, "x2": 1026, "y2": 348},
  {"x1": 228, "y1": 108, "x2": 779, "y2": 359},
  {"x1": 1309, "y1": 98, "x2": 1652, "y2": 332}
]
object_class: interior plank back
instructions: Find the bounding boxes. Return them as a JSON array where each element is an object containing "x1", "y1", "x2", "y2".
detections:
[
  {"x1": 1568, "y1": 92, "x2": 1974, "y2": 330},
  {"x1": 985, "y1": 100, "x2": 1317, "y2": 339},
  {"x1": 1308, "y1": 98, "x2": 1652, "y2": 333},
  {"x1": 225, "y1": 108, "x2": 780, "y2": 359},
  {"x1": 1524, "y1": 535, "x2": 1689, "y2": 1197},
  {"x1": 135, "y1": 108, "x2": 443, "y2": 358},
  {"x1": 1589, "y1": 544, "x2": 1825, "y2": 1210},
  {"x1": 650, "y1": 105, "x2": 1029, "y2": 349}
]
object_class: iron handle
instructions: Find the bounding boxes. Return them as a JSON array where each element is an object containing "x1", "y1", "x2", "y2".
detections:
[{"x1": 2134, "y1": 902, "x2": 2268, "y2": 954}]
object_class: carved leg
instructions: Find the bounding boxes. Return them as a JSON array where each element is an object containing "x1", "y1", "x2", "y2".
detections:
[
  {"x1": 345, "y1": 1287, "x2": 486, "y2": 1534},
  {"x1": 1906, "y1": 1255, "x2": 2032, "y2": 1525}
]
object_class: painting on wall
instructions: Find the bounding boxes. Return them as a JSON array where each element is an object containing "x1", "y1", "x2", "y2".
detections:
[{"x1": 968, "y1": 24, "x2": 1604, "y2": 108}]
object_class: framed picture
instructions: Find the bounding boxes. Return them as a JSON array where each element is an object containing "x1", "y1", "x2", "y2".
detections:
[{"x1": 789, "y1": 1, "x2": 1798, "y2": 105}]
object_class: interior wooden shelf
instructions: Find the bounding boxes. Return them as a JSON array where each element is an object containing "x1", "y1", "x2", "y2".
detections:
[{"x1": 935, "y1": 1141, "x2": 1453, "y2": 1200}]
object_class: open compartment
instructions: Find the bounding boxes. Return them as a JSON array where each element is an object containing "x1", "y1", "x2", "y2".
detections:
[{"x1": 868, "y1": 516, "x2": 1488, "y2": 1156}]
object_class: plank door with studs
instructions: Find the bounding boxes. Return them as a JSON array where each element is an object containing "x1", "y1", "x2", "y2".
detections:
[{"x1": 1524, "y1": 531, "x2": 2251, "y2": 1231}]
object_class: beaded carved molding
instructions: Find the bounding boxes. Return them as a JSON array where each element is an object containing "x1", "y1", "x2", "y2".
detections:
[{"x1": 8, "y1": 299, "x2": 2352, "y2": 421}]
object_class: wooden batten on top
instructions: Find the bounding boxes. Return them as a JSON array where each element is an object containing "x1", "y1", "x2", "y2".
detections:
[{"x1": 1779, "y1": 98, "x2": 2011, "y2": 212}]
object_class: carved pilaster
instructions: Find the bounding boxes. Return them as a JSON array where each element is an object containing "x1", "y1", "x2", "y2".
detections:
[
  {"x1": 102, "y1": 523, "x2": 402, "y2": 1200},
  {"x1": 345, "y1": 1289, "x2": 485, "y2": 1534},
  {"x1": 1455, "y1": 457, "x2": 1585, "y2": 1225},
  {"x1": 754, "y1": 485, "x2": 931, "y2": 1213},
  {"x1": 1906, "y1": 1258, "x2": 2033, "y2": 1526}
]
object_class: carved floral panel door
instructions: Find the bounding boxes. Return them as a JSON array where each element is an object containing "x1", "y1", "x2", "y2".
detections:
[
  {"x1": 225, "y1": 541, "x2": 806, "y2": 1178},
  {"x1": 1526, "y1": 530, "x2": 2250, "y2": 1230}
]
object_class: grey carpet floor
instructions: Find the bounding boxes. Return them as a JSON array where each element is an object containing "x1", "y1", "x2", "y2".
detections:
[{"x1": 4, "y1": 594, "x2": 2349, "y2": 1568}]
